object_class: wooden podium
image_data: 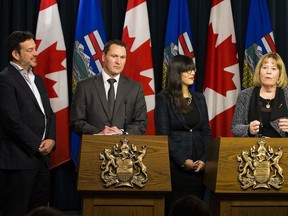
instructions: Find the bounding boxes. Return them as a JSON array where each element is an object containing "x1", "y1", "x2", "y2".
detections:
[
  {"x1": 204, "y1": 137, "x2": 288, "y2": 216},
  {"x1": 77, "y1": 135, "x2": 171, "y2": 216}
]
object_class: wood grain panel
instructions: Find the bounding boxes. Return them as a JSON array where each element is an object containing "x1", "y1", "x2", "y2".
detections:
[
  {"x1": 77, "y1": 135, "x2": 170, "y2": 216},
  {"x1": 205, "y1": 137, "x2": 288, "y2": 194}
]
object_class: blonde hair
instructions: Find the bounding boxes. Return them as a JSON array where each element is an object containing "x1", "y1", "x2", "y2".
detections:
[{"x1": 253, "y1": 52, "x2": 288, "y2": 88}]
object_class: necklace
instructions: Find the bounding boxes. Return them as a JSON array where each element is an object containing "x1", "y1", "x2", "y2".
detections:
[
  {"x1": 261, "y1": 89, "x2": 275, "y2": 109},
  {"x1": 265, "y1": 99, "x2": 271, "y2": 109},
  {"x1": 187, "y1": 92, "x2": 192, "y2": 105}
]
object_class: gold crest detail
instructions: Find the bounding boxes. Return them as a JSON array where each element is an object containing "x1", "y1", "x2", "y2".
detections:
[
  {"x1": 237, "y1": 139, "x2": 284, "y2": 190},
  {"x1": 99, "y1": 138, "x2": 148, "y2": 188}
]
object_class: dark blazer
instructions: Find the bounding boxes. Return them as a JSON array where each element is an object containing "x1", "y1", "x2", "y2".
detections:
[
  {"x1": 70, "y1": 73, "x2": 148, "y2": 135},
  {"x1": 155, "y1": 91, "x2": 211, "y2": 167},
  {"x1": 0, "y1": 65, "x2": 56, "y2": 169}
]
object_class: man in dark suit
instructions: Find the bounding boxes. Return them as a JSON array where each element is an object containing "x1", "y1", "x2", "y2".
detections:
[
  {"x1": 70, "y1": 39, "x2": 147, "y2": 135},
  {"x1": 0, "y1": 31, "x2": 56, "y2": 216}
]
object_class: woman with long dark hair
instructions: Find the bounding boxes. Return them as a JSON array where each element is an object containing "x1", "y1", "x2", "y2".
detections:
[{"x1": 155, "y1": 55, "x2": 211, "y2": 214}]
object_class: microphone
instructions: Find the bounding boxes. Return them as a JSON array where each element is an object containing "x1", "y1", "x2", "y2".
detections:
[
  {"x1": 257, "y1": 101, "x2": 263, "y2": 137},
  {"x1": 123, "y1": 98, "x2": 128, "y2": 135}
]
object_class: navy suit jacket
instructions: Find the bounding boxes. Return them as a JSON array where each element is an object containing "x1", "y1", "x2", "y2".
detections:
[
  {"x1": 0, "y1": 65, "x2": 56, "y2": 169},
  {"x1": 70, "y1": 73, "x2": 148, "y2": 135},
  {"x1": 155, "y1": 91, "x2": 212, "y2": 167}
]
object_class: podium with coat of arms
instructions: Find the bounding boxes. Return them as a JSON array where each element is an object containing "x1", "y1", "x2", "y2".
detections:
[
  {"x1": 204, "y1": 137, "x2": 288, "y2": 216},
  {"x1": 77, "y1": 135, "x2": 171, "y2": 216}
]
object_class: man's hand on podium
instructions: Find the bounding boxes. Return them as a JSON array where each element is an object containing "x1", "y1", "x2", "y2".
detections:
[{"x1": 95, "y1": 126, "x2": 123, "y2": 135}]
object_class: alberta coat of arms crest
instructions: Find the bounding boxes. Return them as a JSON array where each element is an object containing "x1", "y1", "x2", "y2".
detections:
[
  {"x1": 99, "y1": 138, "x2": 148, "y2": 188},
  {"x1": 237, "y1": 139, "x2": 284, "y2": 190}
]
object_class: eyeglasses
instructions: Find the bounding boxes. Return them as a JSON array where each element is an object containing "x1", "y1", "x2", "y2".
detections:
[{"x1": 184, "y1": 69, "x2": 196, "y2": 75}]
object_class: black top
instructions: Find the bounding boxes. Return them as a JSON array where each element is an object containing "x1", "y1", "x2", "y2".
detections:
[
  {"x1": 260, "y1": 97, "x2": 281, "y2": 137},
  {"x1": 183, "y1": 98, "x2": 201, "y2": 160},
  {"x1": 183, "y1": 98, "x2": 200, "y2": 128}
]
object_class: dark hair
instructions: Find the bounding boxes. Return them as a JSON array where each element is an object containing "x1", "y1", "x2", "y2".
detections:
[
  {"x1": 168, "y1": 195, "x2": 210, "y2": 216},
  {"x1": 165, "y1": 55, "x2": 196, "y2": 113},
  {"x1": 6, "y1": 31, "x2": 35, "y2": 61},
  {"x1": 26, "y1": 206, "x2": 65, "y2": 216},
  {"x1": 103, "y1": 39, "x2": 127, "y2": 54}
]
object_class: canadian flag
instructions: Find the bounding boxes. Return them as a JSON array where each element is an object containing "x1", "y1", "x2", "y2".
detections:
[
  {"x1": 122, "y1": 0, "x2": 155, "y2": 134},
  {"x1": 35, "y1": 0, "x2": 70, "y2": 168},
  {"x1": 203, "y1": 0, "x2": 241, "y2": 138}
]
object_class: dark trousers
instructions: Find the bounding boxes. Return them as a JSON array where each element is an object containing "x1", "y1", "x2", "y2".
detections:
[
  {"x1": 165, "y1": 167, "x2": 205, "y2": 215},
  {"x1": 0, "y1": 158, "x2": 50, "y2": 216}
]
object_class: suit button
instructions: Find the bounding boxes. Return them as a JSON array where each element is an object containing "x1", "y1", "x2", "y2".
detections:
[{"x1": 189, "y1": 129, "x2": 193, "y2": 132}]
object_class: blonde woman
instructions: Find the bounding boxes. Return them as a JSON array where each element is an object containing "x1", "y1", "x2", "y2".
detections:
[{"x1": 231, "y1": 52, "x2": 288, "y2": 137}]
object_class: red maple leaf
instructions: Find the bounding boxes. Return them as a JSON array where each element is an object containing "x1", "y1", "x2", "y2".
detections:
[
  {"x1": 211, "y1": 0, "x2": 225, "y2": 7},
  {"x1": 204, "y1": 24, "x2": 238, "y2": 97},
  {"x1": 34, "y1": 40, "x2": 66, "y2": 98},
  {"x1": 122, "y1": 27, "x2": 154, "y2": 96}
]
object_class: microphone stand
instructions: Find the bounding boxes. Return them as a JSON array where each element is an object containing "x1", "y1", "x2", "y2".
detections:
[
  {"x1": 123, "y1": 98, "x2": 128, "y2": 135},
  {"x1": 256, "y1": 101, "x2": 263, "y2": 138}
]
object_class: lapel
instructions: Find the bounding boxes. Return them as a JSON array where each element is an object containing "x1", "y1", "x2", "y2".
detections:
[
  {"x1": 173, "y1": 108, "x2": 190, "y2": 130},
  {"x1": 93, "y1": 74, "x2": 111, "y2": 120},
  {"x1": 9, "y1": 66, "x2": 43, "y2": 112},
  {"x1": 112, "y1": 75, "x2": 127, "y2": 119},
  {"x1": 34, "y1": 75, "x2": 48, "y2": 115},
  {"x1": 93, "y1": 74, "x2": 129, "y2": 121}
]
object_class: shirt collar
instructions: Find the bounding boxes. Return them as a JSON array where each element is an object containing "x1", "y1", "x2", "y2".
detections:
[
  {"x1": 102, "y1": 70, "x2": 120, "y2": 83},
  {"x1": 10, "y1": 61, "x2": 33, "y2": 74},
  {"x1": 10, "y1": 61, "x2": 34, "y2": 82}
]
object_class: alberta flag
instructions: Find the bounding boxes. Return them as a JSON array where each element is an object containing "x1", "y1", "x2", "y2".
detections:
[
  {"x1": 203, "y1": 0, "x2": 241, "y2": 138},
  {"x1": 242, "y1": 0, "x2": 276, "y2": 88},
  {"x1": 71, "y1": 0, "x2": 106, "y2": 164},
  {"x1": 122, "y1": 0, "x2": 156, "y2": 135},
  {"x1": 162, "y1": 0, "x2": 195, "y2": 89},
  {"x1": 35, "y1": 0, "x2": 70, "y2": 168}
]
